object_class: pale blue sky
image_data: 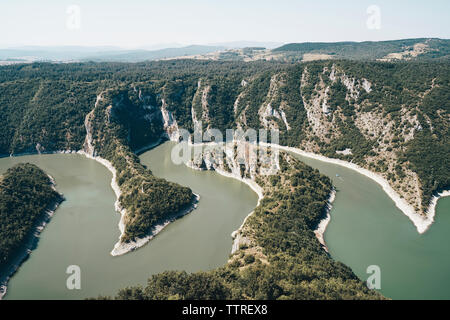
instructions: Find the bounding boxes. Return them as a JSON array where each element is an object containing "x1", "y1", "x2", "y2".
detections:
[{"x1": 1, "y1": 0, "x2": 449, "y2": 48}]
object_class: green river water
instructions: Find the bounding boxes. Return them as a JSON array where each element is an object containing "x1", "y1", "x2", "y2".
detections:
[
  {"x1": 2, "y1": 143, "x2": 257, "y2": 299},
  {"x1": 291, "y1": 153, "x2": 450, "y2": 300},
  {"x1": 1, "y1": 142, "x2": 449, "y2": 299}
]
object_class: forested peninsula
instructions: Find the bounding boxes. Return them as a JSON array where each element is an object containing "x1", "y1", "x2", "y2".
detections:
[
  {"x1": 101, "y1": 149, "x2": 384, "y2": 300},
  {"x1": 0, "y1": 163, "x2": 64, "y2": 298}
]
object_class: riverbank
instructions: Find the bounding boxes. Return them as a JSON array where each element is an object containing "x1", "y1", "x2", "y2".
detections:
[
  {"x1": 4, "y1": 139, "x2": 448, "y2": 255},
  {"x1": 261, "y1": 143, "x2": 449, "y2": 234},
  {"x1": 186, "y1": 160, "x2": 267, "y2": 255},
  {"x1": 110, "y1": 193, "x2": 200, "y2": 256},
  {"x1": 313, "y1": 189, "x2": 336, "y2": 252},
  {"x1": 4, "y1": 147, "x2": 202, "y2": 256},
  {"x1": 181, "y1": 139, "x2": 449, "y2": 252},
  {"x1": 0, "y1": 179, "x2": 64, "y2": 300},
  {"x1": 74, "y1": 151, "x2": 127, "y2": 256},
  {"x1": 183, "y1": 143, "x2": 338, "y2": 254},
  {"x1": 211, "y1": 168, "x2": 264, "y2": 254},
  {"x1": 75, "y1": 150, "x2": 201, "y2": 256},
  {"x1": 182, "y1": 143, "x2": 264, "y2": 254}
]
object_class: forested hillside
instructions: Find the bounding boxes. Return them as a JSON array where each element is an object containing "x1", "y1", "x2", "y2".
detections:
[
  {"x1": 272, "y1": 38, "x2": 450, "y2": 61},
  {"x1": 0, "y1": 163, "x2": 63, "y2": 269},
  {"x1": 0, "y1": 59, "x2": 448, "y2": 216},
  {"x1": 84, "y1": 88, "x2": 195, "y2": 244}
]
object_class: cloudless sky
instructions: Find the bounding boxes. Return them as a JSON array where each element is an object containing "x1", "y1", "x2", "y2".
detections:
[{"x1": 1, "y1": 0, "x2": 449, "y2": 48}]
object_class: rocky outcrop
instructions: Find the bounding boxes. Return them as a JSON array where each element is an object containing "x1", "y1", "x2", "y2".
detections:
[
  {"x1": 257, "y1": 73, "x2": 291, "y2": 131},
  {"x1": 160, "y1": 99, "x2": 181, "y2": 142}
]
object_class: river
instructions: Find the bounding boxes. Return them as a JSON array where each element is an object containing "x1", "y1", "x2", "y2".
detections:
[
  {"x1": 290, "y1": 153, "x2": 450, "y2": 300},
  {"x1": 1, "y1": 143, "x2": 257, "y2": 299},
  {"x1": 1, "y1": 142, "x2": 449, "y2": 299}
]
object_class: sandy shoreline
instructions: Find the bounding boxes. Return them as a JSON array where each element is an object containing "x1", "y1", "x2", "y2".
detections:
[
  {"x1": 3, "y1": 147, "x2": 202, "y2": 256},
  {"x1": 3, "y1": 140, "x2": 449, "y2": 259},
  {"x1": 181, "y1": 139, "x2": 450, "y2": 252},
  {"x1": 183, "y1": 143, "x2": 337, "y2": 253},
  {"x1": 73, "y1": 151, "x2": 128, "y2": 255},
  {"x1": 133, "y1": 138, "x2": 165, "y2": 155},
  {"x1": 313, "y1": 189, "x2": 336, "y2": 252},
  {"x1": 181, "y1": 141, "x2": 265, "y2": 253}
]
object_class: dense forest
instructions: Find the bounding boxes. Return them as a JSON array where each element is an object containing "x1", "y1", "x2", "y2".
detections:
[
  {"x1": 101, "y1": 153, "x2": 383, "y2": 300},
  {"x1": 0, "y1": 60, "x2": 281, "y2": 155},
  {"x1": 0, "y1": 54, "x2": 448, "y2": 299},
  {"x1": 0, "y1": 163, "x2": 63, "y2": 269},
  {"x1": 0, "y1": 57, "x2": 448, "y2": 226}
]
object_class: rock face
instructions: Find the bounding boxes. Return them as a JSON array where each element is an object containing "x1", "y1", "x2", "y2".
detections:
[
  {"x1": 296, "y1": 64, "x2": 426, "y2": 213},
  {"x1": 81, "y1": 62, "x2": 446, "y2": 222},
  {"x1": 161, "y1": 99, "x2": 181, "y2": 142},
  {"x1": 111, "y1": 63, "x2": 444, "y2": 221},
  {"x1": 187, "y1": 141, "x2": 279, "y2": 181},
  {"x1": 231, "y1": 63, "x2": 446, "y2": 217}
]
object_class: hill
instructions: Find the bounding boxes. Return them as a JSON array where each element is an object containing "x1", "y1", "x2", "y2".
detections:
[{"x1": 272, "y1": 38, "x2": 450, "y2": 61}]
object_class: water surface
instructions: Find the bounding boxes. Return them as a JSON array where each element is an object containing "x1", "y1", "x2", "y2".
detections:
[
  {"x1": 3, "y1": 143, "x2": 257, "y2": 299},
  {"x1": 291, "y1": 153, "x2": 450, "y2": 300},
  {"x1": 3, "y1": 143, "x2": 449, "y2": 300}
]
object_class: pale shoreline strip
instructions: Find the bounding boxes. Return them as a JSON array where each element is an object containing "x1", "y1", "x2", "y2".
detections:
[
  {"x1": 182, "y1": 140, "x2": 450, "y2": 252},
  {"x1": 183, "y1": 144, "x2": 337, "y2": 253},
  {"x1": 313, "y1": 189, "x2": 336, "y2": 252},
  {"x1": 109, "y1": 193, "x2": 200, "y2": 256},
  {"x1": 5, "y1": 140, "x2": 449, "y2": 257},
  {"x1": 181, "y1": 141, "x2": 265, "y2": 253}
]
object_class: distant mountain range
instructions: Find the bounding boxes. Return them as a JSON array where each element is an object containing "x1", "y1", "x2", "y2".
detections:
[
  {"x1": 0, "y1": 45, "x2": 226, "y2": 63},
  {"x1": 1, "y1": 38, "x2": 449, "y2": 64}
]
